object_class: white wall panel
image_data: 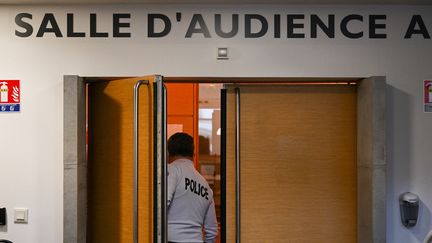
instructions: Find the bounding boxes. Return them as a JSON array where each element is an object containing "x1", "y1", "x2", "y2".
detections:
[{"x1": 0, "y1": 4, "x2": 431, "y2": 243}]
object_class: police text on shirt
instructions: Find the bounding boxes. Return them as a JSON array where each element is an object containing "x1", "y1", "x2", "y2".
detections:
[{"x1": 185, "y1": 178, "x2": 209, "y2": 200}]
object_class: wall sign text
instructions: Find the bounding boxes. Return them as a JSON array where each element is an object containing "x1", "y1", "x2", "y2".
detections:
[{"x1": 13, "y1": 13, "x2": 432, "y2": 39}]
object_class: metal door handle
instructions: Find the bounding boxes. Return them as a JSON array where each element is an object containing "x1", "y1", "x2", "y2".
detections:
[
  {"x1": 133, "y1": 80, "x2": 149, "y2": 243},
  {"x1": 235, "y1": 87, "x2": 241, "y2": 243}
]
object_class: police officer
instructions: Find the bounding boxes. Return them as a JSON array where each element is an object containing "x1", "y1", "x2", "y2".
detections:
[{"x1": 167, "y1": 133, "x2": 218, "y2": 243}]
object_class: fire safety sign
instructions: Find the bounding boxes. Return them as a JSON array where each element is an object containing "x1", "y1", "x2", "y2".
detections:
[
  {"x1": 0, "y1": 80, "x2": 20, "y2": 112},
  {"x1": 425, "y1": 80, "x2": 432, "y2": 113}
]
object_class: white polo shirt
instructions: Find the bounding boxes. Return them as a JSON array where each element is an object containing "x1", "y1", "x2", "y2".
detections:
[{"x1": 167, "y1": 158, "x2": 218, "y2": 243}]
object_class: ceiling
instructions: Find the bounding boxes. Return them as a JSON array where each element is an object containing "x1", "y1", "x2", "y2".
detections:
[{"x1": 2, "y1": 0, "x2": 432, "y2": 4}]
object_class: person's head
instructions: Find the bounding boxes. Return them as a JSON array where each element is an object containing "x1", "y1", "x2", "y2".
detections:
[{"x1": 167, "y1": 132, "x2": 194, "y2": 162}]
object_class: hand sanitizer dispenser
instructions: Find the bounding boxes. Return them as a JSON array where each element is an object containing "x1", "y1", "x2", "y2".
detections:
[
  {"x1": 0, "y1": 208, "x2": 6, "y2": 225},
  {"x1": 399, "y1": 192, "x2": 419, "y2": 228}
]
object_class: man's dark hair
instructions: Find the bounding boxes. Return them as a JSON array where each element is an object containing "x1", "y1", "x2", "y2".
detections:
[{"x1": 168, "y1": 132, "x2": 194, "y2": 157}]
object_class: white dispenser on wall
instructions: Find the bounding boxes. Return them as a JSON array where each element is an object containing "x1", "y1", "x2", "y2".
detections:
[{"x1": 0, "y1": 82, "x2": 8, "y2": 102}]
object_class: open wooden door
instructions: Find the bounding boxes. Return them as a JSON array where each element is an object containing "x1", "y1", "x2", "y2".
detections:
[
  {"x1": 223, "y1": 84, "x2": 357, "y2": 243},
  {"x1": 87, "y1": 76, "x2": 167, "y2": 243}
]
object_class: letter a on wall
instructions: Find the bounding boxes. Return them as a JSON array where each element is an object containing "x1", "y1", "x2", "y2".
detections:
[
  {"x1": 0, "y1": 80, "x2": 20, "y2": 112},
  {"x1": 425, "y1": 80, "x2": 432, "y2": 113}
]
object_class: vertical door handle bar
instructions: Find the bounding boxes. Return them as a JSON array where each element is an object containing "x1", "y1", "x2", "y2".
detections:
[
  {"x1": 235, "y1": 87, "x2": 241, "y2": 243},
  {"x1": 134, "y1": 80, "x2": 149, "y2": 243},
  {"x1": 155, "y1": 76, "x2": 167, "y2": 243},
  {"x1": 162, "y1": 81, "x2": 168, "y2": 243}
]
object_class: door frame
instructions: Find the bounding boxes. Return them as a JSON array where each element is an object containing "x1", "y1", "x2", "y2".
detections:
[{"x1": 63, "y1": 76, "x2": 386, "y2": 243}]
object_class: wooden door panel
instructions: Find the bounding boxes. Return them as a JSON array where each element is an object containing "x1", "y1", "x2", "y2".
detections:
[
  {"x1": 225, "y1": 85, "x2": 357, "y2": 243},
  {"x1": 88, "y1": 77, "x2": 155, "y2": 243}
]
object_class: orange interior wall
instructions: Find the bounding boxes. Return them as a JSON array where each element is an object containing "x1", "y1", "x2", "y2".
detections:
[
  {"x1": 166, "y1": 83, "x2": 220, "y2": 243},
  {"x1": 166, "y1": 83, "x2": 199, "y2": 167}
]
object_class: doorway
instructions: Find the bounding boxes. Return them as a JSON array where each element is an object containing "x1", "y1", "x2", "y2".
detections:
[{"x1": 64, "y1": 76, "x2": 386, "y2": 243}]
